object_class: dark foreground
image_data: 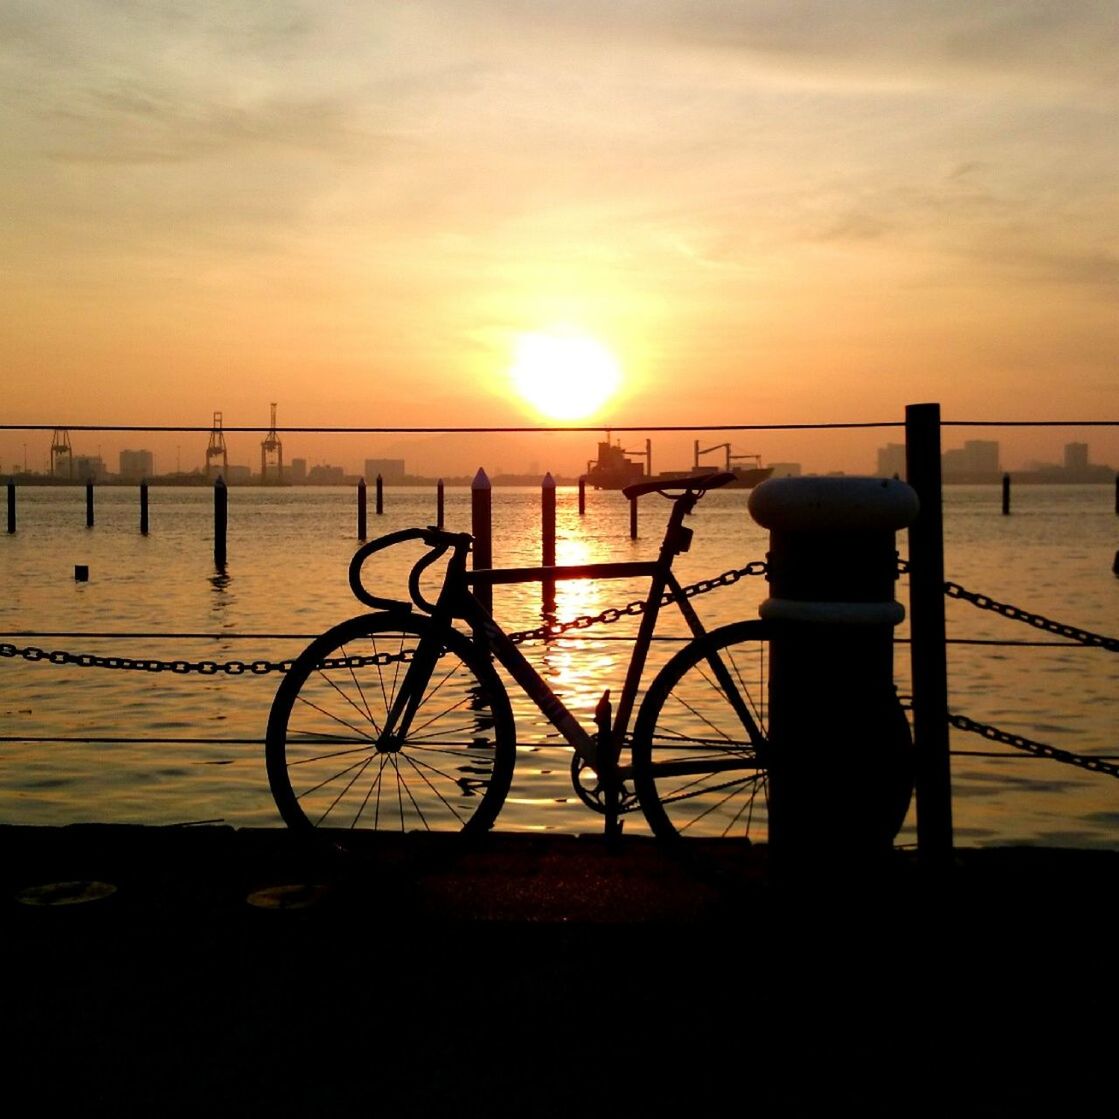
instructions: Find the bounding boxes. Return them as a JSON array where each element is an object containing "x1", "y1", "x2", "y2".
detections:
[{"x1": 2, "y1": 826, "x2": 1113, "y2": 1116}]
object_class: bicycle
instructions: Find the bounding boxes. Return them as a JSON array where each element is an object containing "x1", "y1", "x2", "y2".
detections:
[{"x1": 266, "y1": 472, "x2": 771, "y2": 840}]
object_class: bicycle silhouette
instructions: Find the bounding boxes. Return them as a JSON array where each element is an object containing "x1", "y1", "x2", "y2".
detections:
[{"x1": 266, "y1": 472, "x2": 770, "y2": 840}]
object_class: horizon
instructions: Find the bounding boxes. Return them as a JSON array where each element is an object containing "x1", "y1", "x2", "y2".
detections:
[{"x1": 2, "y1": 420, "x2": 1115, "y2": 481}]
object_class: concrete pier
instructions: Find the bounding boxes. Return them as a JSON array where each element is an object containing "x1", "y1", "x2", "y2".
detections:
[{"x1": 1, "y1": 825, "x2": 1111, "y2": 1115}]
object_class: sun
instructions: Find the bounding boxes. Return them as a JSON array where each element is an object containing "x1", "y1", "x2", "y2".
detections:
[{"x1": 509, "y1": 330, "x2": 622, "y2": 421}]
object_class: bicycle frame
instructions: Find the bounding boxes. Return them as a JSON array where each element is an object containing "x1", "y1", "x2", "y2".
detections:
[{"x1": 378, "y1": 482, "x2": 762, "y2": 790}]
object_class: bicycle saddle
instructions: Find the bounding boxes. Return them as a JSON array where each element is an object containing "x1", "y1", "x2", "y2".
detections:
[{"x1": 622, "y1": 472, "x2": 735, "y2": 500}]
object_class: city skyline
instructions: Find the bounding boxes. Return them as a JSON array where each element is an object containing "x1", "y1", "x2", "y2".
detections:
[{"x1": 8, "y1": 425, "x2": 1113, "y2": 484}]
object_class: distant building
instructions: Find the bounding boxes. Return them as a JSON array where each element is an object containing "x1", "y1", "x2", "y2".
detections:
[
  {"x1": 364, "y1": 458, "x2": 405, "y2": 482},
  {"x1": 767, "y1": 462, "x2": 802, "y2": 478},
  {"x1": 875, "y1": 444, "x2": 906, "y2": 479},
  {"x1": 225, "y1": 465, "x2": 252, "y2": 484},
  {"x1": 73, "y1": 455, "x2": 107, "y2": 482},
  {"x1": 942, "y1": 440, "x2": 1000, "y2": 479},
  {"x1": 119, "y1": 449, "x2": 154, "y2": 481},
  {"x1": 289, "y1": 457, "x2": 307, "y2": 484},
  {"x1": 1064, "y1": 442, "x2": 1089, "y2": 472},
  {"x1": 307, "y1": 464, "x2": 346, "y2": 485}
]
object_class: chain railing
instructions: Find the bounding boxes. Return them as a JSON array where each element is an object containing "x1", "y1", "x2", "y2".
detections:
[
  {"x1": 0, "y1": 560, "x2": 772, "y2": 676},
  {"x1": 3, "y1": 557, "x2": 1116, "y2": 780}
]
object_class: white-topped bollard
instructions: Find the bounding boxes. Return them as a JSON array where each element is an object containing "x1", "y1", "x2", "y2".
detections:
[{"x1": 748, "y1": 476, "x2": 919, "y2": 870}]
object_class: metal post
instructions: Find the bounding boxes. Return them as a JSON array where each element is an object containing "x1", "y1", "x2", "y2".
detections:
[
  {"x1": 6, "y1": 480, "x2": 14, "y2": 534},
  {"x1": 140, "y1": 481, "x2": 149, "y2": 535},
  {"x1": 437, "y1": 479, "x2": 445, "y2": 529},
  {"x1": 1001, "y1": 473, "x2": 1010, "y2": 516},
  {"x1": 357, "y1": 478, "x2": 367, "y2": 540},
  {"x1": 905, "y1": 402, "x2": 954, "y2": 864},
  {"x1": 578, "y1": 475, "x2": 586, "y2": 516},
  {"x1": 213, "y1": 475, "x2": 227, "y2": 570},
  {"x1": 629, "y1": 494, "x2": 638, "y2": 540},
  {"x1": 376, "y1": 474, "x2": 384, "y2": 515},
  {"x1": 471, "y1": 468, "x2": 493, "y2": 615},
  {"x1": 85, "y1": 479, "x2": 94, "y2": 528}
]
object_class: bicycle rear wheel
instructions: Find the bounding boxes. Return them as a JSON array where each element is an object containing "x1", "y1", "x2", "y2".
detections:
[
  {"x1": 632, "y1": 621, "x2": 770, "y2": 841},
  {"x1": 266, "y1": 613, "x2": 515, "y2": 833}
]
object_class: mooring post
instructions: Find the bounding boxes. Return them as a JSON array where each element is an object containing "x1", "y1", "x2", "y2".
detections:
[
  {"x1": 357, "y1": 478, "x2": 367, "y2": 540},
  {"x1": 1114, "y1": 473, "x2": 1118, "y2": 516},
  {"x1": 213, "y1": 475, "x2": 227, "y2": 570},
  {"x1": 578, "y1": 475, "x2": 586, "y2": 516},
  {"x1": 140, "y1": 480, "x2": 149, "y2": 535},
  {"x1": 542, "y1": 472, "x2": 556, "y2": 607},
  {"x1": 376, "y1": 474, "x2": 384, "y2": 515},
  {"x1": 1002, "y1": 473, "x2": 1011, "y2": 516},
  {"x1": 905, "y1": 402, "x2": 954, "y2": 866},
  {"x1": 437, "y1": 479, "x2": 445, "y2": 529},
  {"x1": 471, "y1": 468, "x2": 493, "y2": 615},
  {"x1": 85, "y1": 479, "x2": 94, "y2": 528},
  {"x1": 6, "y1": 479, "x2": 14, "y2": 534},
  {"x1": 541, "y1": 473, "x2": 556, "y2": 567},
  {"x1": 629, "y1": 493, "x2": 638, "y2": 540},
  {"x1": 750, "y1": 476, "x2": 919, "y2": 874}
]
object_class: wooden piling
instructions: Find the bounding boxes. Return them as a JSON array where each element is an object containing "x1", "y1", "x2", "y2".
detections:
[
  {"x1": 376, "y1": 474, "x2": 384, "y2": 515},
  {"x1": 578, "y1": 476, "x2": 586, "y2": 516},
  {"x1": 541, "y1": 473, "x2": 556, "y2": 567},
  {"x1": 904, "y1": 402, "x2": 954, "y2": 864},
  {"x1": 542, "y1": 473, "x2": 556, "y2": 607},
  {"x1": 213, "y1": 476, "x2": 227, "y2": 570},
  {"x1": 140, "y1": 481, "x2": 149, "y2": 535},
  {"x1": 85, "y1": 479, "x2": 94, "y2": 528},
  {"x1": 6, "y1": 480, "x2": 13, "y2": 534},
  {"x1": 436, "y1": 479, "x2": 445, "y2": 529},
  {"x1": 629, "y1": 494, "x2": 638, "y2": 540},
  {"x1": 471, "y1": 468, "x2": 493, "y2": 615},
  {"x1": 357, "y1": 478, "x2": 367, "y2": 540},
  {"x1": 1001, "y1": 473, "x2": 1010, "y2": 516}
]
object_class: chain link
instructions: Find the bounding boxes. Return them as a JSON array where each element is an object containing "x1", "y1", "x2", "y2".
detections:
[
  {"x1": 898, "y1": 694, "x2": 1117, "y2": 778},
  {"x1": 1, "y1": 641, "x2": 288, "y2": 675},
  {"x1": 946, "y1": 711, "x2": 1119, "y2": 779},
  {"x1": 942, "y1": 582, "x2": 1119, "y2": 651},
  {"x1": 504, "y1": 559, "x2": 768, "y2": 646},
  {"x1": 897, "y1": 558, "x2": 1117, "y2": 652},
  {"x1": 0, "y1": 561, "x2": 769, "y2": 674}
]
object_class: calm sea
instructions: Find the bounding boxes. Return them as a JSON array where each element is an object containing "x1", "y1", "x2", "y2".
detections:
[{"x1": 1, "y1": 482, "x2": 1116, "y2": 847}]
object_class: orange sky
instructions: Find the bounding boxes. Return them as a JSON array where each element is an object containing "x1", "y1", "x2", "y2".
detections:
[{"x1": 2, "y1": 2, "x2": 1116, "y2": 476}]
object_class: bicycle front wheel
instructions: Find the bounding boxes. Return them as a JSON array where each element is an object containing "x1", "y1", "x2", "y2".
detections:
[
  {"x1": 266, "y1": 614, "x2": 515, "y2": 833},
  {"x1": 632, "y1": 621, "x2": 770, "y2": 842}
]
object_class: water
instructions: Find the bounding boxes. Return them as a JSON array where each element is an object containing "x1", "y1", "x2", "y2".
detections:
[{"x1": 1, "y1": 483, "x2": 1116, "y2": 847}]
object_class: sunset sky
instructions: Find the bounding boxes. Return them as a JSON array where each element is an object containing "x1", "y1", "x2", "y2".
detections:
[{"x1": 2, "y1": 1, "x2": 1116, "y2": 476}]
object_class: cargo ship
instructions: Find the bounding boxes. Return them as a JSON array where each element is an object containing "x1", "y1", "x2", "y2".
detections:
[{"x1": 585, "y1": 438, "x2": 772, "y2": 490}]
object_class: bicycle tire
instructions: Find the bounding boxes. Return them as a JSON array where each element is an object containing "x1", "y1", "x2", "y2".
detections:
[
  {"x1": 266, "y1": 613, "x2": 516, "y2": 833},
  {"x1": 632, "y1": 621, "x2": 771, "y2": 841}
]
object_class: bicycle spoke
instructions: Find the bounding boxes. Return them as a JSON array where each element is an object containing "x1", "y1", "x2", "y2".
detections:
[{"x1": 632, "y1": 623, "x2": 771, "y2": 842}]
